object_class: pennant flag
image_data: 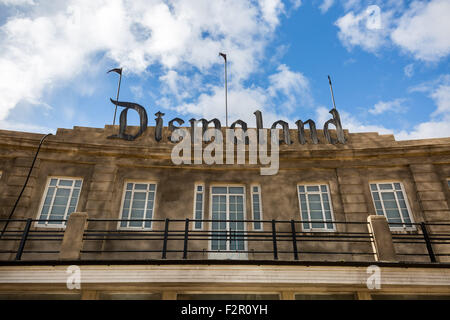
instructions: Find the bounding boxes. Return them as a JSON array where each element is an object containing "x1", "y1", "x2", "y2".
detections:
[
  {"x1": 107, "y1": 68, "x2": 122, "y2": 75},
  {"x1": 219, "y1": 52, "x2": 227, "y2": 61}
]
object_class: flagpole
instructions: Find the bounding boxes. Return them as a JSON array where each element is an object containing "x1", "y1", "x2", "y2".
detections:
[
  {"x1": 113, "y1": 71, "x2": 122, "y2": 126},
  {"x1": 328, "y1": 75, "x2": 337, "y2": 110},
  {"x1": 225, "y1": 58, "x2": 228, "y2": 128},
  {"x1": 219, "y1": 53, "x2": 228, "y2": 127}
]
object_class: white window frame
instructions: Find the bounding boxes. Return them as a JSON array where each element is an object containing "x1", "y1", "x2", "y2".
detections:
[
  {"x1": 118, "y1": 181, "x2": 157, "y2": 230},
  {"x1": 251, "y1": 184, "x2": 263, "y2": 231},
  {"x1": 208, "y1": 184, "x2": 248, "y2": 260},
  {"x1": 369, "y1": 181, "x2": 415, "y2": 231},
  {"x1": 35, "y1": 176, "x2": 83, "y2": 228},
  {"x1": 193, "y1": 183, "x2": 205, "y2": 230},
  {"x1": 297, "y1": 183, "x2": 336, "y2": 232}
]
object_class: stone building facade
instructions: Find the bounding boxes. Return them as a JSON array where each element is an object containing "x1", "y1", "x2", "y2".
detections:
[{"x1": 0, "y1": 121, "x2": 449, "y2": 300}]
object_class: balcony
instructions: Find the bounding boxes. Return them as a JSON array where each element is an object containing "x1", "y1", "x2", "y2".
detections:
[{"x1": 1, "y1": 215, "x2": 449, "y2": 265}]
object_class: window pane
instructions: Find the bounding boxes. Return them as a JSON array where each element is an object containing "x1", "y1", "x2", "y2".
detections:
[
  {"x1": 306, "y1": 186, "x2": 320, "y2": 192},
  {"x1": 379, "y1": 183, "x2": 393, "y2": 190},
  {"x1": 44, "y1": 187, "x2": 55, "y2": 205},
  {"x1": 229, "y1": 187, "x2": 244, "y2": 194},
  {"x1": 59, "y1": 180, "x2": 73, "y2": 187},
  {"x1": 135, "y1": 184, "x2": 147, "y2": 190},
  {"x1": 212, "y1": 187, "x2": 227, "y2": 194},
  {"x1": 370, "y1": 184, "x2": 377, "y2": 191}
]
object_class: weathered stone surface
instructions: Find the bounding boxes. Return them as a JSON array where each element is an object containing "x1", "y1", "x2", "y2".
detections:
[
  {"x1": 367, "y1": 215, "x2": 396, "y2": 262},
  {"x1": 59, "y1": 212, "x2": 88, "y2": 260},
  {"x1": 421, "y1": 200, "x2": 449, "y2": 211}
]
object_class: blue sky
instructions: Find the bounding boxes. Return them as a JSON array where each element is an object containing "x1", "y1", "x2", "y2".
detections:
[{"x1": 0, "y1": 0, "x2": 449, "y2": 140}]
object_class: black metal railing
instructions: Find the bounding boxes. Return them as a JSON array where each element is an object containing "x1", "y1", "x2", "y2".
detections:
[
  {"x1": 0, "y1": 218, "x2": 66, "y2": 261},
  {"x1": 390, "y1": 222, "x2": 450, "y2": 263},
  {"x1": 80, "y1": 219, "x2": 375, "y2": 261},
  {"x1": 0, "y1": 218, "x2": 449, "y2": 263}
]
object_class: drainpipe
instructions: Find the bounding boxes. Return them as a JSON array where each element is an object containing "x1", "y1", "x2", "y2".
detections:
[{"x1": 0, "y1": 133, "x2": 53, "y2": 238}]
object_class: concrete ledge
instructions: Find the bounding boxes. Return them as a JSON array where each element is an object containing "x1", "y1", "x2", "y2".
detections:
[{"x1": 1, "y1": 264, "x2": 449, "y2": 287}]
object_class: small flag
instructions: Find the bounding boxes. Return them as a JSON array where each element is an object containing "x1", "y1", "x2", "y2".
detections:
[
  {"x1": 219, "y1": 52, "x2": 227, "y2": 61},
  {"x1": 107, "y1": 68, "x2": 122, "y2": 75}
]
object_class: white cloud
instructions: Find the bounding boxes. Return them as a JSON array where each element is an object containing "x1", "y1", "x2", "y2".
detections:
[
  {"x1": 369, "y1": 98, "x2": 407, "y2": 115},
  {"x1": 316, "y1": 106, "x2": 394, "y2": 135},
  {"x1": 404, "y1": 63, "x2": 414, "y2": 78},
  {"x1": 391, "y1": 0, "x2": 450, "y2": 62},
  {"x1": 0, "y1": 0, "x2": 289, "y2": 124},
  {"x1": 334, "y1": 5, "x2": 391, "y2": 52},
  {"x1": 168, "y1": 64, "x2": 311, "y2": 126},
  {"x1": 268, "y1": 64, "x2": 312, "y2": 112},
  {"x1": 395, "y1": 74, "x2": 450, "y2": 140},
  {"x1": 328, "y1": 74, "x2": 450, "y2": 140},
  {"x1": 395, "y1": 120, "x2": 450, "y2": 140},
  {"x1": 335, "y1": 0, "x2": 450, "y2": 62},
  {"x1": 259, "y1": 0, "x2": 285, "y2": 28},
  {"x1": 319, "y1": 0, "x2": 334, "y2": 14},
  {"x1": 0, "y1": 0, "x2": 35, "y2": 5}
]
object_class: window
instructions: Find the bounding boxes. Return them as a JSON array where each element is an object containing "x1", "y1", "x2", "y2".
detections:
[
  {"x1": 210, "y1": 186, "x2": 246, "y2": 253},
  {"x1": 369, "y1": 182, "x2": 414, "y2": 229},
  {"x1": 447, "y1": 179, "x2": 450, "y2": 189},
  {"x1": 251, "y1": 185, "x2": 263, "y2": 230},
  {"x1": 193, "y1": 184, "x2": 204, "y2": 230},
  {"x1": 37, "y1": 177, "x2": 83, "y2": 227},
  {"x1": 297, "y1": 184, "x2": 335, "y2": 231},
  {"x1": 119, "y1": 182, "x2": 157, "y2": 229}
]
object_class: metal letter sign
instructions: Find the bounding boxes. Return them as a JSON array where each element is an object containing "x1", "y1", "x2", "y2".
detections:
[
  {"x1": 107, "y1": 100, "x2": 346, "y2": 145},
  {"x1": 108, "y1": 99, "x2": 148, "y2": 141}
]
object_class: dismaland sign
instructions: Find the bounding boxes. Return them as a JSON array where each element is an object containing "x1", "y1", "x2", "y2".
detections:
[
  {"x1": 107, "y1": 98, "x2": 346, "y2": 175},
  {"x1": 107, "y1": 98, "x2": 347, "y2": 145}
]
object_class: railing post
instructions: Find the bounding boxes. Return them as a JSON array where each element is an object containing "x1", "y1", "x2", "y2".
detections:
[
  {"x1": 367, "y1": 215, "x2": 397, "y2": 262},
  {"x1": 272, "y1": 219, "x2": 278, "y2": 260},
  {"x1": 291, "y1": 220, "x2": 298, "y2": 260},
  {"x1": 59, "y1": 212, "x2": 88, "y2": 261},
  {"x1": 183, "y1": 218, "x2": 189, "y2": 259},
  {"x1": 162, "y1": 218, "x2": 170, "y2": 259},
  {"x1": 15, "y1": 218, "x2": 32, "y2": 261},
  {"x1": 420, "y1": 222, "x2": 436, "y2": 263}
]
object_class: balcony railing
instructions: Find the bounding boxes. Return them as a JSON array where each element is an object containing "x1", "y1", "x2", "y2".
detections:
[{"x1": 0, "y1": 218, "x2": 449, "y2": 263}]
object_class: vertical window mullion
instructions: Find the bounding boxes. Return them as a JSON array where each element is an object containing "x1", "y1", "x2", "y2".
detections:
[
  {"x1": 378, "y1": 188, "x2": 388, "y2": 223},
  {"x1": 305, "y1": 190, "x2": 311, "y2": 230},
  {"x1": 318, "y1": 190, "x2": 325, "y2": 222},
  {"x1": 62, "y1": 185, "x2": 75, "y2": 222},
  {"x1": 46, "y1": 179, "x2": 59, "y2": 225},
  {"x1": 128, "y1": 185, "x2": 136, "y2": 228},
  {"x1": 391, "y1": 184, "x2": 404, "y2": 227},
  {"x1": 143, "y1": 184, "x2": 150, "y2": 229}
]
